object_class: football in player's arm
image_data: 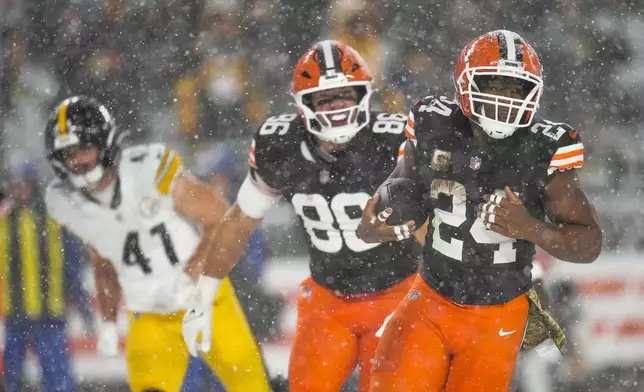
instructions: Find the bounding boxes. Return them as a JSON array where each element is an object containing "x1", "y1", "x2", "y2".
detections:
[{"x1": 358, "y1": 134, "x2": 602, "y2": 262}]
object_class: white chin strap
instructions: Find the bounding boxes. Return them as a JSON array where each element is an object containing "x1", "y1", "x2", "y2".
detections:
[
  {"x1": 69, "y1": 165, "x2": 105, "y2": 189},
  {"x1": 478, "y1": 107, "x2": 518, "y2": 139}
]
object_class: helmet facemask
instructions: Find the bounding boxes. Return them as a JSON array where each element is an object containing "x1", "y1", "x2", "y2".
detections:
[
  {"x1": 64, "y1": 158, "x2": 106, "y2": 190},
  {"x1": 46, "y1": 97, "x2": 126, "y2": 192},
  {"x1": 294, "y1": 75, "x2": 373, "y2": 145},
  {"x1": 458, "y1": 66, "x2": 543, "y2": 139},
  {"x1": 50, "y1": 143, "x2": 108, "y2": 191},
  {"x1": 68, "y1": 165, "x2": 105, "y2": 190},
  {"x1": 48, "y1": 125, "x2": 124, "y2": 192}
]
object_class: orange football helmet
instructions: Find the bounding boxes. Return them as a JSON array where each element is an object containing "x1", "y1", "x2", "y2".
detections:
[
  {"x1": 454, "y1": 30, "x2": 544, "y2": 139},
  {"x1": 292, "y1": 40, "x2": 373, "y2": 144}
]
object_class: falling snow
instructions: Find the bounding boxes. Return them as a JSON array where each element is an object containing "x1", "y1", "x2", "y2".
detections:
[{"x1": 0, "y1": 0, "x2": 642, "y2": 391}]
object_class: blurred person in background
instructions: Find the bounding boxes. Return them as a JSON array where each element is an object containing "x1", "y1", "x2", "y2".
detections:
[
  {"x1": 43, "y1": 96, "x2": 272, "y2": 392},
  {"x1": 0, "y1": 161, "x2": 92, "y2": 392},
  {"x1": 328, "y1": 0, "x2": 400, "y2": 113},
  {"x1": 183, "y1": 40, "x2": 424, "y2": 392},
  {"x1": 174, "y1": 2, "x2": 268, "y2": 140},
  {"x1": 2, "y1": 25, "x2": 62, "y2": 169}
]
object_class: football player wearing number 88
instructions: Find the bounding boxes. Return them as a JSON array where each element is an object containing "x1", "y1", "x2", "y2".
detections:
[
  {"x1": 184, "y1": 40, "x2": 423, "y2": 392},
  {"x1": 357, "y1": 30, "x2": 602, "y2": 392},
  {"x1": 43, "y1": 96, "x2": 272, "y2": 392}
]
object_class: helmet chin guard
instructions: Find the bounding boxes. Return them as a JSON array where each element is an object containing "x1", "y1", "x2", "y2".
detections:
[{"x1": 475, "y1": 106, "x2": 519, "y2": 139}]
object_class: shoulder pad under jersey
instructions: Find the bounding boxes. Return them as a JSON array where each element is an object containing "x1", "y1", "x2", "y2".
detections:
[
  {"x1": 247, "y1": 113, "x2": 303, "y2": 189},
  {"x1": 122, "y1": 143, "x2": 184, "y2": 196},
  {"x1": 361, "y1": 111, "x2": 409, "y2": 161},
  {"x1": 404, "y1": 95, "x2": 465, "y2": 144}
]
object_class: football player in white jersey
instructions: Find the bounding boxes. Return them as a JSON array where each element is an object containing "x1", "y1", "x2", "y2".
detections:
[{"x1": 44, "y1": 96, "x2": 272, "y2": 392}]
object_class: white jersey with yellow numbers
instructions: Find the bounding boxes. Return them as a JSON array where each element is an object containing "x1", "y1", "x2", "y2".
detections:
[{"x1": 45, "y1": 143, "x2": 200, "y2": 314}]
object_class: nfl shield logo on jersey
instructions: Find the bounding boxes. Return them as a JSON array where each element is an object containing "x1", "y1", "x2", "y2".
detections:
[{"x1": 469, "y1": 156, "x2": 482, "y2": 170}]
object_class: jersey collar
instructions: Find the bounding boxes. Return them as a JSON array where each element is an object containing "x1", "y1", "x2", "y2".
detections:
[{"x1": 80, "y1": 175, "x2": 122, "y2": 209}]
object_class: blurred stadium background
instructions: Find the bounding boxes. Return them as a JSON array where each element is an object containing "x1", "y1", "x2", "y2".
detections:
[{"x1": 0, "y1": 0, "x2": 643, "y2": 391}]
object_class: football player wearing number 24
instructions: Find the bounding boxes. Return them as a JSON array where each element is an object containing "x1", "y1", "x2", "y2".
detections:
[
  {"x1": 184, "y1": 40, "x2": 425, "y2": 392},
  {"x1": 357, "y1": 30, "x2": 602, "y2": 392}
]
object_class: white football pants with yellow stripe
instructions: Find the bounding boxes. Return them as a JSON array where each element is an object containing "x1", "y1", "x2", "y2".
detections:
[{"x1": 125, "y1": 278, "x2": 271, "y2": 392}]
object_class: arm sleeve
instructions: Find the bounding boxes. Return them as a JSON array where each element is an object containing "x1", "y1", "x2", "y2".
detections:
[
  {"x1": 545, "y1": 125, "x2": 584, "y2": 177},
  {"x1": 547, "y1": 143, "x2": 584, "y2": 176},
  {"x1": 237, "y1": 173, "x2": 281, "y2": 219}
]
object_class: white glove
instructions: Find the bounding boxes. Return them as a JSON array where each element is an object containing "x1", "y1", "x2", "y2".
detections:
[
  {"x1": 182, "y1": 275, "x2": 222, "y2": 356},
  {"x1": 97, "y1": 321, "x2": 119, "y2": 356},
  {"x1": 183, "y1": 306, "x2": 213, "y2": 357}
]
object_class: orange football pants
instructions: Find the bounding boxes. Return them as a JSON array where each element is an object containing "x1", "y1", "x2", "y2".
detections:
[
  {"x1": 289, "y1": 274, "x2": 417, "y2": 392},
  {"x1": 370, "y1": 275, "x2": 529, "y2": 392}
]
